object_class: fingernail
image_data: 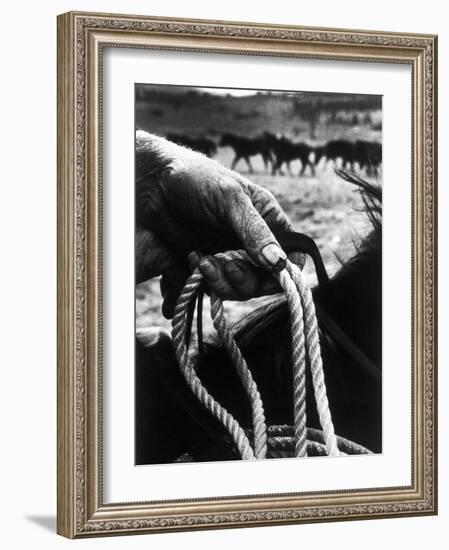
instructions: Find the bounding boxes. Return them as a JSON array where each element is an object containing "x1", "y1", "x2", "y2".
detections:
[
  {"x1": 261, "y1": 243, "x2": 287, "y2": 271},
  {"x1": 199, "y1": 258, "x2": 219, "y2": 282},
  {"x1": 225, "y1": 261, "x2": 246, "y2": 284}
]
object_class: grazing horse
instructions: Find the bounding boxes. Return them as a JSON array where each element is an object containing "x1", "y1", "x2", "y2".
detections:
[
  {"x1": 268, "y1": 135, "x2": 316, "y2": 176},
  {"x1": 166, "y1": 133, "x2": 217, "y2": 157},
  {"x1": 135, "y1": 171, "x2": 382, "y2": 464},
  {"x1": 219, "y1": 133, "x2": 273, "y2": 173}
]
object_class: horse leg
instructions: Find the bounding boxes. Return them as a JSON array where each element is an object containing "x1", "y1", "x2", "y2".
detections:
[
  {"x1": 268, "y1": 152, "x2": 275, "y2": 173},
  {"x1": 274, "y1": 157, "x2": 285, "y2": 176},
  {"x1": 231, "y1": 155, "x2": 240, "y2": 171},
  {"x1": 246, "y1": 157, "x2": 254, "y2": 174},
  {"x1": 262, "y1": 153, "x2": 269, "y2": 171},
  {"x1": 265, "y1": 153, "x2": 274, "y2": 173}
]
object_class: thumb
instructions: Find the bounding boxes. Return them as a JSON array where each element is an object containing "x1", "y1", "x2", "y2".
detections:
[{"x1": 225, "y1": 187, "x2": 287, "y2": 271}]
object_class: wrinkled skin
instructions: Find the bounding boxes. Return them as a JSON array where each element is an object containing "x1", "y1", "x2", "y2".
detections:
[{"x1": 136, "y1": 131, "x2": 304, "y2": 317}]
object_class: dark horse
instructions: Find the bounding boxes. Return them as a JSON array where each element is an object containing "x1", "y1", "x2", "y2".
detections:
[
  {"x1": 219, "y1": 132, "x2": 273, "y2": 173},
  {"x1": 136, "y1": 171, "x2": 382, "y2": 464},
  {"x1": 166, "y1": 133, "x2": 217, "y2": 157},
  {"x1": 267, "y1": 135, "x2": 316, "y2": 176},
  {"x1": 315, "y1": 139, "x2": 355, "y2": 170},
  {"x1": 316, "y1": 139, "x2": 382, "y2": 176}
]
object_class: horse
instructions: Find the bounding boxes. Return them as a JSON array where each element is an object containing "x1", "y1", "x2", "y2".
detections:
[
  {"x1": 135, "y1": 170, "x2": 382, "y2": 464},
  {"x1": 219, "y1": 133, "x2": 273, "y2": 173},
  {"x1": 316, "y1": 139, "x2": 356, "y2": 170},
  {"x1": 166, "y1": 133, "x2": 217, "y2": 157},
  {"x1": 267, "y1": 135, "x2": 316, "y2": 176},
  {"x1": 316, "y1": 140, "x2": 382, "y2": 177}
]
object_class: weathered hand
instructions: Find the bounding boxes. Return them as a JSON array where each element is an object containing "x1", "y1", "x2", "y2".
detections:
[{"x1": 136, "y1": 131, "x2": 302, "y2": 317}]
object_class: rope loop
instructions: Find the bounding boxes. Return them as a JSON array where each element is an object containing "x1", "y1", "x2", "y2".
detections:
[{"x1": 171, "y1": 250, "x2": 340, "y2": 459}]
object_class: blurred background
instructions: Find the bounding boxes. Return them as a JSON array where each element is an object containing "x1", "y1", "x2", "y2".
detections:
[{"x1": 135, "y1": 84, "x2": 382, "y2": 335}]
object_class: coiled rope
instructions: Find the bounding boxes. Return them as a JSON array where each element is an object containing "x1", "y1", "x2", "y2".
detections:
[{"x1": 171, "y1": 250, "x2": 340, "y2": 460}]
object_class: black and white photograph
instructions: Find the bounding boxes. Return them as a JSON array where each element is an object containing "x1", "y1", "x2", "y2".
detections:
[
  {"x1": 52, "y1": 7, "x2": 439, "y2": 539},
  {"x1": 134, "y1": 84, "x2": 382, "y2": 465}
]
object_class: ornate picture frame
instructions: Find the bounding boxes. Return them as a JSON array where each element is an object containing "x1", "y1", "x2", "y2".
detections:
[{"x1": 57, "y1": 11, "x2": 437, "y2": 538}]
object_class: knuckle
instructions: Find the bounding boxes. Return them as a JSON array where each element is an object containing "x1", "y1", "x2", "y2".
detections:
[{"x1": 222, "y1": 178, "x2": 244, "y2": 199}]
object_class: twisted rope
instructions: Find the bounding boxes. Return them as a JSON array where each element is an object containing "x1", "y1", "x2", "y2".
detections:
[
  {"x1": 172, "y1": 270, "x2": 255, "y2": 460},
  {"x1": 209, "y1": 296, "x2": 268, "y2": 458},
  {"x1": 246, "y1": 425, "x2": 371, "y2": 458},
  {"x1": 171, "y1": 250, "x2": 339, "y2": 459},
  {"x1": 276, "y1": 269, "x2": 307, "y2": 457},
  {"x1": 286, "y1": 262, "x2": 339, "y2": 456}
]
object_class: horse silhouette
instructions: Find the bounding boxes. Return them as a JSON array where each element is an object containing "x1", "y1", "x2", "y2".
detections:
[
  {"x1": 267, "y1": 135, "x2": 316, "y2": 176},
  {"x1": 219, "y1": 133, "x2": 273, "y2": 173}
]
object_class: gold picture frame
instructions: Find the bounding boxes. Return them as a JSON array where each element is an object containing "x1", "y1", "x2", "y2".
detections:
[{"x1": 57, "y1": 11, "x2": 438, "y2": 538}]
